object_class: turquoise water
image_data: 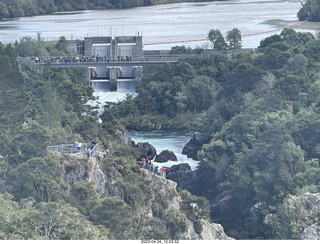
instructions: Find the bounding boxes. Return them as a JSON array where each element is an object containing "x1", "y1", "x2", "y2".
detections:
[{"x1": 129, "y1": 130, "x2": 199, "y2": 171}]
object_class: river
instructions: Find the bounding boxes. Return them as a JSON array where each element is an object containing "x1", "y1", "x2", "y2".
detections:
[
  {"x1": 0, "y1": 0, "x2": 310, "y2": 50},
  {"x1": 2, "y1": 0, "x2": 312, "y2": 169},
  {"x1": 128, "y1": 130, "x2": 199, "y2": 171}
]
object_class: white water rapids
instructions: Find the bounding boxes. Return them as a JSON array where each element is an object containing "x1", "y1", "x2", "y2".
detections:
[{"x1": 90, "y1": 89, "x2": 199, "y2": 171}]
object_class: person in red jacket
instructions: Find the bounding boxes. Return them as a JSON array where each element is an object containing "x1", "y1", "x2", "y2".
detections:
[{"x1": 161, "y1": 166, "x2": 167, "y2": 178}]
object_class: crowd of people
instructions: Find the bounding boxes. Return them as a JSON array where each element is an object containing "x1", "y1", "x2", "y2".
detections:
[
  {"x1": 24, "y1": 55, "x2": 137, "y2": 64},
  {"x1": 72, "y1": 141, "x2": 168, "y2": 175},
  {"x1": 137, "y1": 156, "x2": 167, "y2": 178},
  {"x1": 22, "y1": 55, "x2": 165, "y2": 64}
]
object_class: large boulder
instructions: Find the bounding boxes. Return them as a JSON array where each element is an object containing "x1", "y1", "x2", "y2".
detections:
[
  {"x1": 155, "y1": 150, "x2": 178, "y2": 162},
  {"x1": 182, "y1": 132, "x2": 211, "y2": 160},
  {"x1": 134, "y1": 142, "x2": 157, "y2": 160},
  {"x1": 166, "y1": 163, "x2": 195, "y2": 192}
]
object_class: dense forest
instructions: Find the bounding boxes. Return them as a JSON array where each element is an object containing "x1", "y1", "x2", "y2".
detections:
[
  {"x1": 0, "y1": 34, "x2": 220, "y2": 240},
  {"x1": 2, "y1": 26, "x2": 320, "y2": 240},
  {"x1": 0, "y1": 0, "x2": 216, "y2": 19},
  {"x1": 105, "y1": 27, "x2": 320, "y2": 239},
  {"x1": 1, "y1": 0, "x2": 320, "y2": 240}
]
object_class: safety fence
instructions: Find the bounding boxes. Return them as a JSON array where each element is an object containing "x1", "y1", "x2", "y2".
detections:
[
  {"x1": 48, "y1": 142, "x2": 98, "y2": 158},
  {"x1": 137, "y1": 161, "x2": 166, "y2": 179}
]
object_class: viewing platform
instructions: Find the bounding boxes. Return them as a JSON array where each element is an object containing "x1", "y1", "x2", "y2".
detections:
[{"x1": 48, "y1": 142, "x2": 98, "y2": 158}]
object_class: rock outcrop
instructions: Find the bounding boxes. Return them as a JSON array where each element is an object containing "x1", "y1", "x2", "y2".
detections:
[
  {"x1": 182, "y1": 132, "x2": 211, "y2": 160},
  {"x1": 264, "y1": 192, "x2": 320, "y2": 240},
  {"x1": 166, "y1": 163, "x2": 195, "y2": 192},
  {"x1": 133, "y1": 141, "x2": 157, "y2": 160},
  {"x1": 155, "y1": 150, "x2": 178, "y2": 162},
  {"x1": 60, "y1": 149, "x2": 233, "y2": 240}
]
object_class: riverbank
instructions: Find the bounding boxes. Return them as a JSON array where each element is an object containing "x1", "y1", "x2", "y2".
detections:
[
  {"x1": 264, "y1": 18, "x2": 319, "y2": 33},
  {"x1": 0, "y1": 0, "x2": 221, "y2": 20}
]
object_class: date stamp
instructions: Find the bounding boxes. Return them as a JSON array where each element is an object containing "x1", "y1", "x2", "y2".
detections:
[{"x1": 141, "y1": 240, "x2": 179, "y2": 244}]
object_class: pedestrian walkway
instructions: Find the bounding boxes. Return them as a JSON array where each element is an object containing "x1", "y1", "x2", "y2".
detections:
[
  {"x1": 137, "y1": 159, "x2": 167, "y2": 179},
  {"x1": 48, "y1": 141, "x2": 98, "y2": 158}
]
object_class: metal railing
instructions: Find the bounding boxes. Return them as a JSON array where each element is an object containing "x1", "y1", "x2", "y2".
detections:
[
  {"x1": 137, "y1": 161, "x2": 166, "y2": 179},
  {"x1": 87, "y1": 143, "x2": 98, "y2": 158},
  {"x1": 48, "y1": 142, "x2": 98, "y2": 158}
]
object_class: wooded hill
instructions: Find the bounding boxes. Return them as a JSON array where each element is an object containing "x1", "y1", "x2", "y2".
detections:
[
  {"x1": 107, "y1": 27, "x2": 320, "y2": 239},
  {"x1": 0, "y1": 34, "x2": 222, "y2": 240},
  {"x1": 2, "y1": 22, "x2": 320, "y2": 240}
]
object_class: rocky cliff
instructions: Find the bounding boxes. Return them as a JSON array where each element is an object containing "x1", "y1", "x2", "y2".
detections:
[
  {"x1": 264, "y1": 192, "x2": 320, "y2": 240},
  {"x1": 62, "y1": 150, "x2": 233, "y2": 240}
]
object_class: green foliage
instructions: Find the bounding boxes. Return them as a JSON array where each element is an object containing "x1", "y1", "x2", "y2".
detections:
[
  {"x1": 55, "y1": 36, "x2": 69, "y2": 54},
  {"x1": 179, "y1": 189, "x2": 210, "y2": 234},
  {"x1": 90, "y1": 197, "x2": 132, "y2": 238},
  {"x1": 207, "y1": 29, "x2": 228, "y2": 50},
  {"x1": 14, "y1": 35, "x2": 48, "y2": 57},
  {"x1": 260, "y1": 28, "x2": 316, "y2": 50},
  {"x1": 271, "y1": 194, "x2": 314, "y2": 239},
  {"x1": 0, "y1": 44, "x2": 27, "y2": 132},
  {"x1": 114, "y1": 172, "x2": 153, "y2": 209},
  {"x1": 2, "y1": 15, "x2": 320, "y2": 239},
  {"x1": 165, "y1": 208, "x2": 187, "y2": 238},
  {"x1": 12, "y1": 122, "x2": 51, "y2": 163},
  {"x1": 0, "y1": 194, "x2": 109, "y2": 240},
  {"x1": 298, "y1": 0, "x2": 320, "y2": 21},
  {"x1": 226, "y1": 28, "x2": 242, "y2": 49},
  {"x1": 9, "y1": 156, "x2": 66, "y2": 202},
  {"x1": 67, "y1": 183, "x2": 100, "y2": 216}
]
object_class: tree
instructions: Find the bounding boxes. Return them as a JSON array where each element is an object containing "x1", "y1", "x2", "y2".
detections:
[
  {"x1": 297, "y1": 0, "x2": 320, "y2": 21},
  {"x1": 275, "y1": 74, "x2": 309, "y2": 101},
  {"x1": 90, "y1": 197, "x2": 133, "y2": 238},
  {"x1": 285, "y1": 54, "x2": 309, "y2": 75},
  {"x1": 261, "y1": 43, "x2": 292, "y2": 69},
  {"x1": 226, "y1": 28, "x2": 242, "y2": 49},
  {"x1": 184, "y1": 76, "x2": 216, "y2": 112},
  {"x1": 259, "y1": 34, "x2": 282, "y2": 49},
  {"x1": 0, "y1": 44, "x2": 27, "y2": 132},
  {"x1": 207, "y1": 29, "x2": 227, "y2": 50},
  {"x1": 0, "y1": 2, "x2": 9, "y2": 19},
  {"x1": 55, "y1": 36, "x2": 69, "y2": 53},
  {"x1": 11, "y1": 122, "x2": 50, "y2": 163},
  {"x1": 10, "y1": 156, "x2": 66, "y2": 202},
  {"x1": 15, "y1": 36, "x2": 48, "y2": 57},
  {"x1": 27, "y1": 201, "x2": 108, "y2": 239}
]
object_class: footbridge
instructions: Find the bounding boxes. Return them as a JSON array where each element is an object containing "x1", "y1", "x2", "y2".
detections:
[
  {"x1": 27, "y1": 55, "x2": 180, "y2": 68},
  {"x1": 20, "y1": 53, "x2": 182, "y2": 91}
]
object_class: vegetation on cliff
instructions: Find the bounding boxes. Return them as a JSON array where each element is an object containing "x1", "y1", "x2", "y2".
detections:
[
  {"x1": 107, "y1": 27, "x2": 320, "y2": 239},
  {"x1": 0, "y1": 34, "x2": 216, "y2": 240},
  {"x1": 1, "y1": 2, "x2": 320, "y2": 238}
]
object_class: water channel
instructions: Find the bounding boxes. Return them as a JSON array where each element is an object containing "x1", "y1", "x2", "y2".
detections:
[
  {"x1": 2, "y1": 0, "x2": 314, "y2": 169},
  {"x1": 128, "y1": 130, "x2": 199, "y2": 170}
]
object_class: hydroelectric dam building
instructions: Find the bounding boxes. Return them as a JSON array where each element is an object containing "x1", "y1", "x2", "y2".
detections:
[{"x1": 67, "y1": 35, "x2": 144, "y2": 92}]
